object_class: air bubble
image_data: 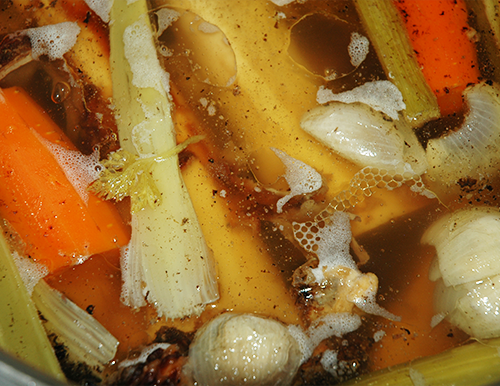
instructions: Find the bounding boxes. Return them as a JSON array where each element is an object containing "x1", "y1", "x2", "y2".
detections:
[{"x1": 51, "y1": 81, "x2": 70, "y2": 104}]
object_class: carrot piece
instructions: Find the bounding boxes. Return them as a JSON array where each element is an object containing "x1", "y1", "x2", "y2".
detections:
[
  {"x1": 0, "y1": 87, "x2": 129, "y2": 272},
  {"x1": 394, "y1": 0, "x2": 481, "y2": 116}
]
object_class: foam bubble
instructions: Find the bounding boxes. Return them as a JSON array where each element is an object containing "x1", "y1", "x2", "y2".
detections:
[
  {"x1": 348, "y1": 32, "x2": 369, "y2": 67},
  {"x1": 23, "y1": 22, "x2": 80, "y2": 61},
  {"x1": 119, "y1": 343, "x2": 171, "y2": 368},
  {"x1": 12, "y1": 251, "x2": 49, "y2": 295},
  {"x1": 84, "y1": 0, "x2": 112, "y2": 23},
  {"x1": 373, "y1": 330, "x2": 386, "y2": 342},
  {"x1": 270, "y1": 0, "x2": 296, "y2": 5},
  {"x1": 316, "y1": 81, "x2": 405, "y2": 120},
  {"x1": 307, "y1": 313, "x2": 362, "y2": 348},
  {"x1": 305, "y1": 211, "x2": 358, "y2": 283},
  {"x1": 38, "y1": 135, "x2": 101, "y2": 205},
  {"x1": 156, "y1": 8, "x2": 181, "y2": 36},
  {"x1": 320, "y1": 349, "x2": 339, "y2": 376},
  {"x1": 198, "y1": 21, "x2": 220, "y2": 34},
  {"x1": 271, "y1": 148, "x2": 322, "y2": 213},
  {"x1": 123, "y1": 16, "x2": 170, "y2": 95}
]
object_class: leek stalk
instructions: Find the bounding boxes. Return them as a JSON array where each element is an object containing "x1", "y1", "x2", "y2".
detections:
[
  {"x1": 0, "y1": 233, "x2": 65, "y2": 381},
  {"x1": 105, "y1": 0, "x2": 219, "y2": 318},
  {"x1": 353, "y1": 0, "x2": 440, "y2": 126},
  {"x1": 344, "y1": 338, "x2": 500, "y2": 386}
]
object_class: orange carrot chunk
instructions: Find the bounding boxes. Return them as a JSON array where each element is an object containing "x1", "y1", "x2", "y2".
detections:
[
  {"x1": 395, "y1": 0, "x2": 481, "y2": 116},
  {"x1": 0, "y1": 87, "x2": 129, "y2": 273}
]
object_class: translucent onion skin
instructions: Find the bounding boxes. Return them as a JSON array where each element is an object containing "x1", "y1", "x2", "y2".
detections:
[
  {"x1": 426, "y1": 81, "x2": 500, "y2": 185},
  {"x1": 423, "y1": 207, "x2": 500, "y2": 339},
  {"x1": 301, "y1": 102, "x2": 406, "y2": 169}
]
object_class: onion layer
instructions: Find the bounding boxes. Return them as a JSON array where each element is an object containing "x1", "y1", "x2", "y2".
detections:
[{"x1": 426, "y1": 82, "x2": 500, "y2": 184}]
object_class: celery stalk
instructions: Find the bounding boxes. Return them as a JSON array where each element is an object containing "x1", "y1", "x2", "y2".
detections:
[
  {"x1": 0, "y1": 233, "x2": 65, "y2": 381},
  {"x1": 104, "y1": 0, "x2": 219, "y2": 318},
  {"x1": 32, "y1": 280, "x2": 118, "y2": 380},
  {"x1": 344, "y1": 338, "x2": 500, "y2": 386},
  {"x1": 354, "y1": 0, "x2": 440, "y2": 126},
  {"x1": 467, "y1": 1, "x2": 500, "y2": 84}
]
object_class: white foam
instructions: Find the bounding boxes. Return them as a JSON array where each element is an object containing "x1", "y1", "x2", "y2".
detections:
[
  {"x1": 12, "y1": 251, "x2": 49, "y2": 296},
  {"x1": 316, "y1": 80, "x2": 405, "y2": 120},
  {"x1": 287, "y1": 324, "x2": 313, "y2": 365},
  {"x1": 348, "y1": 32, "x2": 369, "y2": 67},
  {"x1": 84, "y1": 0, "x2": 112, "y2": 23},
  {"x1": 119, "y1": 343, "x2": 171, "y2": 368},
  {"x1": 307, "y1": 313, "x2": 362, "y2": 348},
  {"x1": 23, "y1": 22, "x2": 80, "y2": 61},
  {"x1": 373, "y1": 330, "x2": 386, "y2": 342},
  {"x1": 320, "y1": 349, "x2": 339, "y2": 376},
  {"x1": 123, "y1": 16, "x2": 170, "y2": 95},
  {"x1": 198, "y1": 21, "x2": 220, "y2": 34},
  {"x1": 155, "y1": 8, "x2": 181, "y2": 36},
  {"x1": 270, "y1": 0, "x2": 296, "y2": 5},
  {"x1": 38, "y1": 135, "x2": 101, "y2": 205},
  {"x1": 271, "y1": 148, "x2": 322, "y2": 213},
  {"x1": 352, "y1": 286, "x2": 401, "y2": 321},
  {"x1": 310, "y1": 211, "x2": 358, "y2": 283}
]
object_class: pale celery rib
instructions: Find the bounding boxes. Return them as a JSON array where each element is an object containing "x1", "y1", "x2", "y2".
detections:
[
  {"x1": 32, "y1": 280, "x2": 118, "y2": 378},
  {"x1": 0, "y1": 233, "x2": 65, "y2": 381},
  {"x1": 353, "y1": 0, "x2": 440, "y2": 126},
  {"x1": 97, "y1": 0, "x2": 219, "y2": 319},
  {"x1": 344, "y1": 338, "x2": 500, "y2": 386}
]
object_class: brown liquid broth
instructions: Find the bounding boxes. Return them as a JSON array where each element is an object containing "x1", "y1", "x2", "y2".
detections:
[{"x1": 0, "y1": 0, "x2": 498, "y2": 379}]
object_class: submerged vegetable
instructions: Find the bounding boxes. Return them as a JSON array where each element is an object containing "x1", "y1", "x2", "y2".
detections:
[
  {"x1": 344, "y1": 337, "x2": 500, "y2": 386},
  {"x1": 353, "y1": 0, "x2": 440, "y2": 126},
  {"x1": 426, "y1": 82, "x2": 500, "y2": 186},
  {"x1": 32, "y1": 280, "x2": 119, "y2": 382},
  {"x1": 0, "y1": 231, "x2": 65, "y2": 381},
  {"x1": 92, "y1": 0, "x2": 219, "y2": 318},
  {"x1": 423, "y1": 206, "x2": 500, "y2": 339},
  {"x1": 395, "y1": 0, "x2": 481, "y2": 116},
  {"x1": 0, "y1": 86, "x2": 129, "y2": 272},
  {"x1": 187, "y1": 313, "x2": 302, "y2": 386}
]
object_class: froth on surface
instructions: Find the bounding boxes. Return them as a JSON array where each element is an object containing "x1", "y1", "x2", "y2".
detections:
[
  {"x1": 38, "y1": 135, "x2": 101, "y2": 205},
  {"x1": 84, "y1": 0, "x2": 112, "y2": 23},
  {"x1": 155, "y1": 8, "x2": 181, "y2": 36},
  {"x1": 124, "y1": 16, "x2": 170, "y2": 95},
  {"x1": 119, "y1": 343, "x2": 171, "y2": 368},
  {"x1": 271, "y1": 147, "x2": 322, "y2": 213},
  {"x1": 348, "y1": 32, "x2": 369, "y2": 67},
  {"x1": 316, "y1": 80, "x2": 405, "y2": 120},
  {"x1": 23, "y1": 22, "x2": 81, "y2": 61},
  {"x1": 12, "y1": 251, "x2": 49, "y2": 295}
]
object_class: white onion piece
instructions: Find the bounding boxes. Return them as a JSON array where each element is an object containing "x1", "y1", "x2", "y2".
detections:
[
  {"x1": 301, "y1": 102, "x2": 406, "y2": 169},
  {"x1": 188, "y1": 313, "x2": 301, "y2": 386},
  {"x1": 434, "y1": 275, "x2": 500, "y2": 339},
  {"x1": 422, "y1": 207, "x2": 500, "y2": 286},
  {"x1": 426, "y1": 82, "x2": 500, "y2": 184}
]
